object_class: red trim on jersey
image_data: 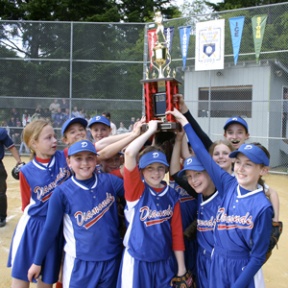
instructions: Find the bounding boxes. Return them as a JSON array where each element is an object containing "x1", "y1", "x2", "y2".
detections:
[
  {"x1": 110, "y1": 168, "x2": 123, "y2": 179},
  {"x1": 123, "y1": 166, "x2": 144, "y2": 201},
  {"x1": 63, "y1": 147, "x2": 68, "y2": 158},
  {"x1": 171, "y1": 201, "x2": 185, "y2": 251},
  {"x1": 35, "y1": 156, "x2": 51, "y2": 163},
  {"x1": 19, "y1": 172, "x2": 31, "y2": 211}
]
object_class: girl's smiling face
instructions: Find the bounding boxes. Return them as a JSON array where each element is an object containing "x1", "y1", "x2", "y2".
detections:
[
  {"x1": 212, "y1": 143, "x2": 234, "y2": 173},
  {"x1": 224, "y1": 124, "x2": 249, "y2": 149},
  {"x1": 90, "y1": 123, "x2": 111, "y2": 142},
  {"x1": 233, "y1": 153, "x2": 266, "y2": 190},
  {"x1": 68, "y1": 151, "x2": 97, "y2": 180}
]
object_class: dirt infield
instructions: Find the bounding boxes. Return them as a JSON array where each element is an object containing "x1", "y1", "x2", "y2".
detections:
[{"x1": 0, "y1": 156, "x2": 287, "y2": 287}]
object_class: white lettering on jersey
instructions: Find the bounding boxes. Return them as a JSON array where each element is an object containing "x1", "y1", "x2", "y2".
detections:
[
  {"x1": 139, "y1": 205, "x2": 174, "y2": 227},
  {"x1": 216, "y1": 207, "x2": 254, "y2": 230},
  {"x1": 34, "y1": 168, "x2": 71, "y2": 202},
  {"x1": 197, "y1": 217, "x2": 216, "y2": 231},
  {"x1": 74, "y1": 193, "x2": 115, "y2": 229}
]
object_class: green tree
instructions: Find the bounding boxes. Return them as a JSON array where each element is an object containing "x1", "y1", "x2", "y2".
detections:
[{"x1": 205, "y1": 0, "x2": 288, "y2": 11}]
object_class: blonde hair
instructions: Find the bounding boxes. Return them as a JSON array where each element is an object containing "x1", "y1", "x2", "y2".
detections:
[
  {"x1": 23, "y1": 119, "x2": 52, "y2": 158},
  {"x1": 209, "y1": 139, "x2": 235, "y2": 155}
]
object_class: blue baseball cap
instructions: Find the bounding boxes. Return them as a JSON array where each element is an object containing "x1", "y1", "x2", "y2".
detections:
[
  {"x1": 61, "y1": 117, "x2": 88, "y2": 136},
  {"x1": 68, "y1": 140, "x2": 97, "y2": 156},
  {"x1": 139, "y1": 151, "x2": 169, "y2": 169},
  {"x1": 88, "y1": 115, "x2": 111, "y2": 128},
  {"x1": 223, "y1": 116, "x2": 248, "y2": 133},
  {"x1": 178, "y1": 156, "x2": 205, "y2": 177},
  {"x1": 229, "y1": 143, "x2": 269, "y2": 166}
]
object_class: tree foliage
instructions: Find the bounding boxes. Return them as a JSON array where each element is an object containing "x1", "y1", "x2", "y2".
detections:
[{"x1": 205, "y1": 0, "x2": 288, "y2": 11}]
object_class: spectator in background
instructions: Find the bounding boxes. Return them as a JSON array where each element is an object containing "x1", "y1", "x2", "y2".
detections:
[
  {"x1": 117, "y1": 122, "x2": 128, "y2": 134},
  {"x1": 71, "y1": 106, "x2": 81, "y2": 118},
  {"x1": 20, "y1": 113, "x2": 31, "y2": 155},
  {"x1": 128, "y1": 116, "x2": 136, "y2": 131},
  {"x1": 42, "y1": 108, "x2": 52, "y2": 120},
  {"x1": 102, "y1": 112, "x2": 117, "y2": 135},
  {"x1": 10, "y1": 108, "x2": 20, "y2": 120},
  {"x1": 22, "y1": 110, "x2": 31, "y2": 127},
  {"x1": 31, "y1": 104, "x2": 43, "y2": 121},
  {"x1": 49, "y1": 99, "x2": 60, "y2": 121},
  {"x1": 60, "y1": 99, "x2": 69, "y2": 112},
  {"x1": 12, "y1": 120, "x2": 22, "y2": 145},
  {"x1": 78, "y1": 108, "x2": 86, "y2": 119},
  {"x1": 53, "y1": 107, "x2": 68, "y2": 128},
  {"x1": 7, "y1": 116, "x2": 17, "y2": 142}
]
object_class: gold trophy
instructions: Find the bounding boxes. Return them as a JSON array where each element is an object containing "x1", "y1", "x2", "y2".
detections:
[{"x1": 141, "y1": 11, "x2": 180, "y2": 131}]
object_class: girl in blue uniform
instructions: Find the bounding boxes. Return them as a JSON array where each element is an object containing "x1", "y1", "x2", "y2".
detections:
[
  {"x1": 168, "y1": 108, "x2": 273, "y2": 288},
  {"x1": 169, "y1": 130, "x2": 197, "y2": 278},
  {"x1": 7, "y1": 119, "x2": 71, "y2": 288},
  {"x1": 117, "y1": 120, "x2": 191, "y2": 288},
  {"x1": 171, "y1": 131, "x2": 235, "y2": 288},
  {"x1": 172, "y1": 93, "x2": 280, "y2": 223},
  {"x1": 28, "y1": 140, "x2": 124, "y2": 288}
]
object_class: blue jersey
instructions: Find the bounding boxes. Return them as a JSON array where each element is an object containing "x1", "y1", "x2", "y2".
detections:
[
  {"x1": 197, "y1": 192, "x2": 220, "y2": 254},
  {"x1": 124, "y1": 183, "x2": 179, "y2": 262},
  {"x1": 20, "y1": 150, "x2": 71, "y2": 217},
  {"x1": 184, "y1": 124, "x2": 273, "y2": 288},
  {"x1": 170, "y1": 180, "x2": 197, "y2": 229},
  {"x1": 170, "y1": 180, "x2": 198, "y2": 275},
  {"x1": 8, "y1": 150, "x2": 71, "y2": 283},
  {"x1": 34, "y1": 173, "x2": 124, "y2": 264}
]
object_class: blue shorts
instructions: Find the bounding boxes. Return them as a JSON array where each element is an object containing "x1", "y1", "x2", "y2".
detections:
[
  {"x1": 63, "y1": 253, "x2": 122, "y2": 288},
  {"x1": 7, "y1": 214, "x2": 63, "y2": 284},
  {"x1": 117, "y1": 248, "x2": 176, "y2": 288}
]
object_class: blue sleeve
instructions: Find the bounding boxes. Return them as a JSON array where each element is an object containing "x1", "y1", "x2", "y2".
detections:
[
  {"x1": 33, "y1": 188, "x2": 64, "y2": 265},
  {"x1": 183, "y1": 123, "x2": 233, "y2": 195},
  {"x1": 232, "y1": 206, "x2": 273, "y2": 288},
  {"x1": 111, "y1": 174, "x2": 124, "y2": 198}
]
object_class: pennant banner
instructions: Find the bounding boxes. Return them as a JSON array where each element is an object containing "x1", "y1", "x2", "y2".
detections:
[
  {"x1": 195, "y1": 19, "x2": 225, "y2": 71},
  {"x1": 251, "y1": 14, "x2": 268, "y2": 63},
  {"x1": 178, "y1": 26, "x2": 191, "y2": 71},
  {"x1": 229, "y1": 16, "x2": 245, "y2": 65},
  {"x1": 165, "y1": 27, "x2": 174, "y2": 55},
  {"x1": 147, "y1": 29, "x2": 157, "y2": 69}
]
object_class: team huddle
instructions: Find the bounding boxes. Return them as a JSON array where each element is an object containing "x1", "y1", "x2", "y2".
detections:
[{"x1": 6, "y1": 94, "x2": 282, "y2": 288}]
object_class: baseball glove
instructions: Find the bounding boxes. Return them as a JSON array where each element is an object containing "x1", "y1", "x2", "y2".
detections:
[
  {"x1": 170, "y1": 270, "x2": 194, "y2": 288},
  {"x1": 184, "y1": 219, "x2": 197, "y2": 241},
  {"x1": 11, "y1": 162, "x2": 25, "y2": 180},
  {"x1": 265, "y1": 221, "x2": 283, "y2": 263}
]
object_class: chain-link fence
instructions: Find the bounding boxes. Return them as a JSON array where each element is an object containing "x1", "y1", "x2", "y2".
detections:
[{"x1": 1, "y1": 3, "x2": 288, "y2": 173}]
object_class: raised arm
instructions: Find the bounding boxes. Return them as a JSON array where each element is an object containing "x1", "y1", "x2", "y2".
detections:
[
  {"x1": 173, "y1": 94, "x2": 213, "y2": 150},
  {"x1": 124, "y1": 120, "x2": 159, "y2": 171},
  {"x1": 97, "y1": 117, "x2": 145, "y2": 161}
]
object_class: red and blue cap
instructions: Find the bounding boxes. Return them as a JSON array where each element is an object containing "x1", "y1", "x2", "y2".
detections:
[
  {"x1": 229, "y1": 143, "x2": 269, "y2": 166},
  {"x1": 88, "y1": 115, "x2": 111, "y2": 128},
  {"x1": 139, "y1": 151, "x2": 169, "y2": 169},
  {"x1": 61, "y1": 117, "x2": 88, "y2": 136},
  {"x1": 68, "y1": 140, "x2": 97, "y2": 156},
  {"x1": 178, "y1": 156, "x2": 205, "y2": 177},
  {"x1": 223, "y1": 116, "x2": 248, "y2": 133}
]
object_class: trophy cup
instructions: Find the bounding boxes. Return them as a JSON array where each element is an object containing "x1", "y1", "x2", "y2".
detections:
[{"x1": 141, "y1": 11, "x2": 181, "y2": 132}]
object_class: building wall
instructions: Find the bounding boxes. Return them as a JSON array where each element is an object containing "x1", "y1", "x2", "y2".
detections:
[{"x1": 183, "y1": 61, "x2": 287, "y2": 168}]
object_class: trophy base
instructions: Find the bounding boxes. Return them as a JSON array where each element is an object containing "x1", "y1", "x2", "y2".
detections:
[{"x1": 141, "y1": 122, "x2": 181, "y2": 132}]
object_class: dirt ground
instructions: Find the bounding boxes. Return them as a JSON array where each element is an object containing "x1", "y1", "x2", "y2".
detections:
[{"x1": 0, "y1": 156, "x2": 287, "y2": 287}]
